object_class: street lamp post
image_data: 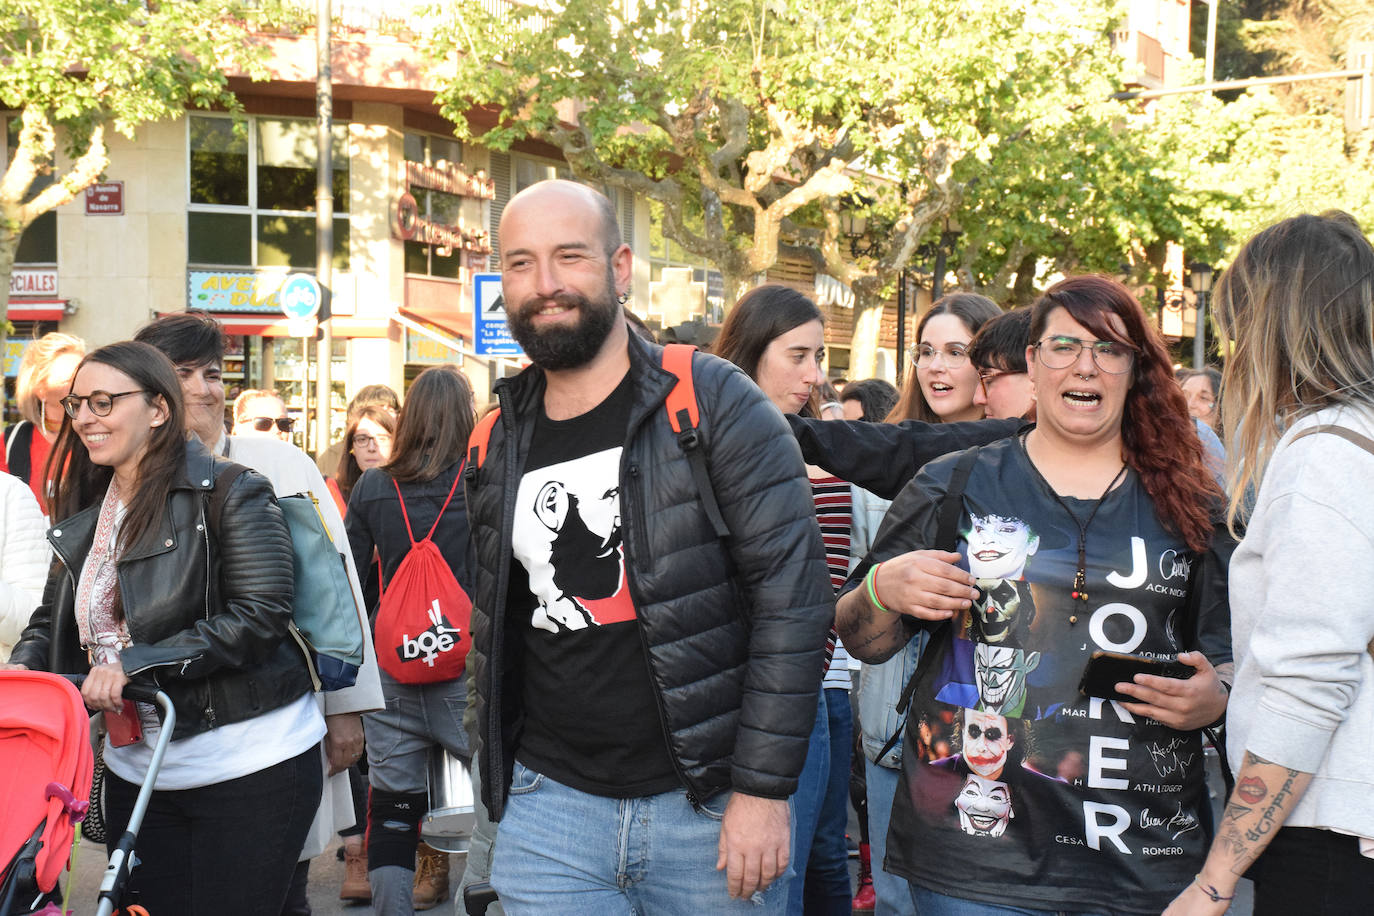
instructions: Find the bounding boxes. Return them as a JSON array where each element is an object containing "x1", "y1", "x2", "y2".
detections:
[{"x1": 1188, "y1": 261, "x2": 1214, "y2": 369}]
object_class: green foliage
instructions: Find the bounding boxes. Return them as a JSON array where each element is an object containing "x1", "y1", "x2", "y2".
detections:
[
  {"x1": 0, "y1": 0, "x2": 291, "y2": 352},
  {"x1": 0, "y1": 0, "x2": 287, "y2": 154},
  {"x1": 430, "y1": 0, "x2": 1135, "y2": 301}
]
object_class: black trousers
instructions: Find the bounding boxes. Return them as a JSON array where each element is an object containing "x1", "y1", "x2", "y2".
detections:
[
  {"x1": 104, "y1": 742, "x2": 323, "y2": 916},
  {"x1": 1250, "y1": 826, "x2": 1374, "y2": 916}
]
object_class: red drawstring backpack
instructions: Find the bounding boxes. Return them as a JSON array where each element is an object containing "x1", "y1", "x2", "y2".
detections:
[{"x1": 374, "y1": 473, "x2": 473, "y2": 683}]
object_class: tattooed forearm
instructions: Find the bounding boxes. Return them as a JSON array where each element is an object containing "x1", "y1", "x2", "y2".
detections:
[
  {"x1": 1194, "y1": 750, "x2": 1313, "y2": 884},
  {"x1": 836, "y1": 587, "x2": 906, "y2": 663}
]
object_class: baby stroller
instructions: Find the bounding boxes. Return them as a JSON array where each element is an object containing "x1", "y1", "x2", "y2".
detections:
[
  {"x1": 0, "y1": 671, "x2": 93, "y2": 916},
  {"x1": 0, "y1": 672, "x2": 174, "y2": 916}
]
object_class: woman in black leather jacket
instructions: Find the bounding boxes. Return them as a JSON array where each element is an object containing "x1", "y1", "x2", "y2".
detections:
[{"x1": 3, "y1": 341, "x2": 323, "y2": 916}]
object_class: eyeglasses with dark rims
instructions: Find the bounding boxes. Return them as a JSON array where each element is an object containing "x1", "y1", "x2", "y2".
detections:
[
  {"x1": 60, "y1": 390, "x2": 146, "y2": 419},
  {"x1": 352, "y1": 433, "x2": 392, "y2": 450}
]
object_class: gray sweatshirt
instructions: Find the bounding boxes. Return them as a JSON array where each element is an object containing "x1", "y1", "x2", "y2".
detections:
[{"x1": 1226, "y1": 405, "x2": 1374, "y2": 840}]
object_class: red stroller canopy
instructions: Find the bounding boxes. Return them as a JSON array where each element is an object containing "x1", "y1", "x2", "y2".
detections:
[{"x1": 0, "y1": 671, "x2": 95, "y2": 895}]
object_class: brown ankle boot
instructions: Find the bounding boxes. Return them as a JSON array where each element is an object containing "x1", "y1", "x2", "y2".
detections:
[
  {"x1": 340, "y1": 838, "x2": 371, "y2": 902},
  {"x1": 412, "y1": 841, "x2": 451, "y2": 911}
]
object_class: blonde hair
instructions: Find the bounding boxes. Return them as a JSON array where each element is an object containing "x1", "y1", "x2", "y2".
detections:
[
  {"x1": 15, "y1": 332, "x2": 86, "y2": 426},
  {"x1": 232, "y1": 388, "x2": 285, "y2": 423},
  {"x1": 1214, "y1": 211, "x2": 1374, "y2": 531}
]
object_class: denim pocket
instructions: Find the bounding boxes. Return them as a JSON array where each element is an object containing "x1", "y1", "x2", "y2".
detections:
[
  {"x1": 697, "y1": 789, "x2": 732, "y2": 820},
  {"x1": 509, "y1": 760, "x2": 545, "y2": 795}
]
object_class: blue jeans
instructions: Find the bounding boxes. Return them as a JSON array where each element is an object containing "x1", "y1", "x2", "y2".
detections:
[
  {"x1": 787, "y1": 691, "x2": 831, "y2": 915},
  {"x1": 803, "y1": 688, "x2": 852, "y2": 914},
  {"x1": 865, "y1": 760, "x2": 916, "y2": 916},
  {"x1": 908, "y1": 885, "x2": 1109, "y2": 916},
  {"x1": 491, "y1": 760, "x2": 792, "y2": 913}
]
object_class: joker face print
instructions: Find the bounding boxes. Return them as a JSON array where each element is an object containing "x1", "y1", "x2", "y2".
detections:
[
  {"x1": 974, "y1": 643, "x2": 1041, "y2": 718},
  {"x1": 971, "y1": 578, "x2": 1036, "y2": 647},
  {"x1": 962, "y1": 709, "x2": 1015, "y2": 779},
  {"x1": 966, "y1": 513, "x2": 1039, "y2": 580},
  {"x1": 955, "y1": 773, "x2": 1014, "y2": 838}
]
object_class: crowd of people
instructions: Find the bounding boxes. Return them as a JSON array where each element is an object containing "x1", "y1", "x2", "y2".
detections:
[{"x1": 0, "y1": 182, "x2": 1370, "y2": 916}]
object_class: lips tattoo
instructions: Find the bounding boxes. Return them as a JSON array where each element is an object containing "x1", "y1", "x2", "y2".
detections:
[{"x1": 1236, "y1": 776, "x2": 1267, "y2": 804}]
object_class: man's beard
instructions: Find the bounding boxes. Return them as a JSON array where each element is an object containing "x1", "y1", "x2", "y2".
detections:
[{"x1": 507, "y1": 283, "x2": 619, "y2": 371}]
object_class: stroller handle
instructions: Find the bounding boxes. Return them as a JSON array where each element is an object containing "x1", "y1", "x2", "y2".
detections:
[{"x1": 60, "y1": 673, "x2": 167, "y2": 709}]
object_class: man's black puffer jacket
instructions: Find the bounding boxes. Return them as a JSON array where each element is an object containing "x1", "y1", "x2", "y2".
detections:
[
  {"x1": 466, "y1": 333, "x2": 835, "y2": 820},
  {"x1": 10, "y1": 437, "x2": 309, "y2": 739}
]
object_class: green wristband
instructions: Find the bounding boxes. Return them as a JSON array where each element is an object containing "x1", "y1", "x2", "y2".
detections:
[{"x1": 864, "y1": 562, "x2": 893, "y2": 614}]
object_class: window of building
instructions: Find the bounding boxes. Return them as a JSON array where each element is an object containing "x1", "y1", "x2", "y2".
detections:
[
  {"x1": 4, "y1": 116, "x2": 58, "y2": 265},
  {"x1": 187, "y1": 114, "x2": 350, "y2": 270},
  {"x1": 402, "y1": 132, "x2": 467, "y2": 280}
]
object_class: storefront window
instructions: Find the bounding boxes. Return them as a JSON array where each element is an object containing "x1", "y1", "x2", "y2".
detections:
[{"x1": 187, "y1": 114, "x2": 350, "y2": 270}]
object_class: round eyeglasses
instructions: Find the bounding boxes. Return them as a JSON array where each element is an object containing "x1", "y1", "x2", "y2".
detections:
[
  {"x1": 913, "y1": 344, "x2": 970, "y2": 369},
  {"x1": 60, "y1": 390, "x2": 146, "y2": 419},
  {"x1": 1033, "y1": 335, "x2": 1135, "y2": 375}
]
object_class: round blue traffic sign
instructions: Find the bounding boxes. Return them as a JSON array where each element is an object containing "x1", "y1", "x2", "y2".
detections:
[{"x1": 279, "y1": 274, "x2": 323, "y2": 320}]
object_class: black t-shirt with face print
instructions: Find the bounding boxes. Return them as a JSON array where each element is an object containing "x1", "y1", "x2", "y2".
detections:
[
  {"x1": 509, "y1": 372, "x2": 679, "y2": 798},
  {"x1": 853, "y1": 435, "x2": 1232, "y2": 915}
]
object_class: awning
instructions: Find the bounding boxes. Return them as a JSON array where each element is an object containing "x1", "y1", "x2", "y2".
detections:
[
  {"x1": 395, "y1": 308, "x2": 523, "y2": 368},
  {"x1": 7, "y1": 298, "x2": 68, "y2": 321},
  {"x1": 164, "y1": 313, "x2": 391, "y2": 338},
  {"x1": 395, "y1": 310, "x2": 466, "y2": 353}
]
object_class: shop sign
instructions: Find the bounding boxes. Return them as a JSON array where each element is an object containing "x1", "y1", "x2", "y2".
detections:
[
  {"x1": 405, "y1": 322, "x2": 464, "y2": 366},
  {"x1": 473, "y1": 273, "x2": 521, "y2": 357},
  {"x1": 189, "y1": 270, "x2": 283, "y2": 312},
  {"x1": 404, "y1": 161, "x2": 495, "y2": 200},
  {"x1": 85, "y1": 181, "x2": 124, "y2": 215},
  {"x1": 392, "y1": 159, "x2": 495, "y2": 269},
  {"x1": 4, "y1": 339, "x2": 30, "y2": 378},
  {"x1": 9, "y1": 268, "x2": 58, "y2": 297}
]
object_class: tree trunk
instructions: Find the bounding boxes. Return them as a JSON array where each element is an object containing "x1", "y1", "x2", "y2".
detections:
[
  {"x1": 849, "y1": 286, "x2": 885, "y2": 381},
  {"x1": 720, "y1": 270, "x2": 755, "y2": 314},
  {"x1": 0, "y1": 229, "x2": 19, "y2": 357}
]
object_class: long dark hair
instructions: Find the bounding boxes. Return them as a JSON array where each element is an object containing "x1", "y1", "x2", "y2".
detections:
[
  {"x1": 46, "y1": 341, "x2": 188, "y2": 552},
  {"x1": 889, "y1": 293, "x2": 1002, "y2": 423},
  {"x1": 1029, "y1": 275, "x2": 1220, "y2": 552},
  {"x1": 712, "y1": 284, "x2": 824, "y2": 415},
  {"x1": 336, "y1": 405, "x2": 397, "y2": 503},
  {"x1": 386, "y1": 365, "x2": 475, "y2": 484}
]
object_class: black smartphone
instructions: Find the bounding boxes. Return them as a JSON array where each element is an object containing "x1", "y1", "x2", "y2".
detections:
[{"x1": 1077, "y1": 651, "x2": 1195, "y2": 702}]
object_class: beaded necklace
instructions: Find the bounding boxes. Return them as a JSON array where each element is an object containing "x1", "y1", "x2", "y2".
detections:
[{"x1": 1022, "y1": 435, "x2": 1127, "y2": 625}]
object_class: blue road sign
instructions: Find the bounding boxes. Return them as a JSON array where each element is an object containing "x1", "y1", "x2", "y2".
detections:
[
  {"x1": 279, "y1": 274, "x2": 323, "y2": 320},
  {"x1": 474, "y1": 273, "x2": 522, "y2": 357}
]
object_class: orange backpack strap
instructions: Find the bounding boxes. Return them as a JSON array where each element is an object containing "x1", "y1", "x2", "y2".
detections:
[
  {"x1": 661, "y1": 344, "x2": 729, "y2": 539},
  {"x1": 468, "y1": 409, "x2": 501, "y2": 472},
  {"x1": 662, "y1": 343, "x2": 699, "y2": 434}
]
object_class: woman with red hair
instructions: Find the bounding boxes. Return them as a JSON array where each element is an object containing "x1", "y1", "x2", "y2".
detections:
[{"x1": 836, "y1": 275, "x2": 1234, "y2": 915}]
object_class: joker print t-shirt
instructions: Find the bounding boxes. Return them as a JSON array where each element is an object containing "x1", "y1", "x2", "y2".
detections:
[{"x1": 855, "y1": 436, "x2": 1231, "y2": 915}]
